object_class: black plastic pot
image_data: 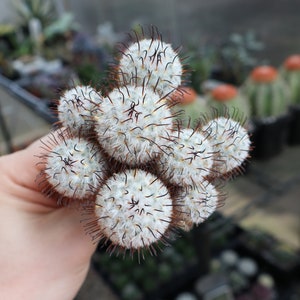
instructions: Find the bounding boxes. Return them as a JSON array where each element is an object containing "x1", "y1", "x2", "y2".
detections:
[
  {"x1": 288, "y1": 104, "x2": 300, "y2": 145},
  {"x1": 250, "y1": 114, "x2": 290, "y2": 160}
]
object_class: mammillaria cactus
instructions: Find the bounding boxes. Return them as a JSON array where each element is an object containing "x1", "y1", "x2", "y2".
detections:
[
  {"x1": 94, "y1": 169, "x2": 174, "y2": 251},
  {"x1": 37, "y1": 128, "x2": 108, "y2": 205},
  {"x1": 117, "y1": 32, "x2": 183, "y2": 96},
  {"x1": 57, "y1": 85, "x2": 103, "y2": 135},
  {"x1": 37, "y1": 27, "x2": 251, "y2": 256},
  {"x1": 202, "y1": 117, "x2": 250, "y2": 176},
  {"x1": 93, "y1": 85, "x2": 173, "y2": 165},
  {"x1": 157, "y1": 127, "x2": 215, "y2": 186}
]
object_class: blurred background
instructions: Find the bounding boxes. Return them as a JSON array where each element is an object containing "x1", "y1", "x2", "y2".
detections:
[{"x1": 0, "y1": 1, "x2": 299, "y2": 299}]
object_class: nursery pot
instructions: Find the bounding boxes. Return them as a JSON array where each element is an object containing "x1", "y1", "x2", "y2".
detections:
[
  {"x1": 288, "y1": 104, "x2": 300, "y2": 145},
  {"x1": 250, "y1": 114, "x2": 290, "y2": 160}
]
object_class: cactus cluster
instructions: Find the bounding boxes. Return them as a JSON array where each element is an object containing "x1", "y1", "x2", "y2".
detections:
[{"x1": 37, "y1": 28, "x2": 251, "y2": 256}]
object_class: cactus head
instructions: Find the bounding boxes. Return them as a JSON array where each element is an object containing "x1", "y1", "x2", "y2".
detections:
[
  {"x1": 93, "y1": 85, "x2": 173, "y2": 166},
  {"x1": 202, "y1": 117, "x2": 251, "y2": 177},
  {"x1": 37, "y1": 129, "x2": 107, "y2": 206},
  {"x1": 157, "y1": 127, "x2": 215, "y2": 187},
  {"x1": 93, "y1": 169, "x2": 174, "y2": 252},
  {"x1": 117, "y1": 31, "x2": 183, "y2": 97},
  {"x1": 57, "y1": 85, "x2": 102, "y2": 135},
  {"x1": 176, "y1": 180, "x2": 221, "y2": 227}
]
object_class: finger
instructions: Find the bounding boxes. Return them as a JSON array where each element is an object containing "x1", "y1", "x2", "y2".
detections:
[
  {"x1": 0, "y1": 130, "x2": 66, "y2": 209},
  {"x1": 1, "y1": 132, "x2": 55, "y2": 191}
]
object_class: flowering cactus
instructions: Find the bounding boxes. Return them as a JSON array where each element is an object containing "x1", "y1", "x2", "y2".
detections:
[
  {"x1": 207, "y1": 83, "x2": 251, "y2": 122},
  {"x1": 37, "y1": 27, "x2": 251, "y2": 256},
  {"x1": 241, "y1": 65, "x2": 289, "y2": 118},
  {"x1": 169, "y1": 86, "x2": 208, "y2": 128},
  {"x1": 281, "y1": 54, "x2": 300, "y2": 105}
]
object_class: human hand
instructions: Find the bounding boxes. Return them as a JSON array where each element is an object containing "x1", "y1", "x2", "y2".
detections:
[{"x1": 0, "y1": 135, "x2": 97, "y2": 300}]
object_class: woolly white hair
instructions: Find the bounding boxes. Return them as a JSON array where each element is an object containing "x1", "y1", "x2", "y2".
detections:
[
  {"x1": 94, "y1": 85, "x2": 173, "y2": 165},
  {"x1": 202, "y1": 117, "x2": 251, "y2": 175},
  {"x1": 58, "y1": 85, "x2": 102, "y2": 134},
  {"x1": 118, "y1": 39, "x2": 182, "y2": 96},
  {"x1": 178, "y1": 180, "x2": 219, "y2": 225},
  {"x1": 45, "y1": 137, "x2": 106, "y2": 199},
  {"x1": 157, "y1": 128, "x2": 215, "y2": 186},
  {"x1": 95, "y1": 169, "x2": 173, "y2": 249}
]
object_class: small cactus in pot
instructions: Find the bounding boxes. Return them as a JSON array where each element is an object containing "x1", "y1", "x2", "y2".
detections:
[
  {"x1": 206, "y1": 83, "x2": 251, "y2": 124},
  {"x1": 281, "y1": 54, "x2": 300, "y2": 105},
  {"x1": 242, "y1": 65, "x2": 289, "y2": 119},
  {"x1": 169, "y1": 86, "x2": 207, "y2": 128},
  {"x1": 280, "y1": 54, "x2": 300, "y2": 144},
  {"x1": 241, "y1": 65, "x2": 290, "y2": 159}
]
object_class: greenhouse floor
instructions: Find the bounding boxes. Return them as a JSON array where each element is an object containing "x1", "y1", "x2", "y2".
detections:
[
  {"x1": 0, "y1": 85, "x2": 51, "y2": 153},
  {"x1": 0, "y1": 86, "x2": 299, "y2": 300},
  {"x1": 76, "y1": 146, "x2": 300, "y2": 300}
]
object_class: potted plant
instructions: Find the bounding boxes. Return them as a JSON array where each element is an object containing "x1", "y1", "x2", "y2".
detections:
[
  {"x1": 169, "y1": 86, "x2": 207, "y2": 128},
  {"x1": 211, "y1": 31, "x2": 264, "y2": 86},
  {"x1": 206, "y1": 83, "x2": 251, "y2": 125},
  {"x1": 281, "y1": 54, "x2": 300, "y2": 145},
  {"x1": 241, "y1": 65, "x2": 291, "y2": 159}
]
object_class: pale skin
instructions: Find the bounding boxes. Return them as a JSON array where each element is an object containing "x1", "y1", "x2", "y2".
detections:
[{"x1": 0, "y1": 136, "x2": 97, "y2": 300}]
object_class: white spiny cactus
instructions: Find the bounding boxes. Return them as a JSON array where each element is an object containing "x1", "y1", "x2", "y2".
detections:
[
  {"x1": 118, "y1": 38, "x2": 183, "y2": 96},
  {"x1": 57, "y1": 85, "x2": 103, "y2": 134},
  {"x1": 94, "y1": 169, "x2": 173, "y2": 250},
  {"x1": 202, "y1": 117, "x2": 251, "y2": 176},
  {"x1": 37, "y1": 27, "x2": 251, "y2": 255},
  {"x1": 157, "y1": 128, "x2": 215, "y2": 186},
  {"x1": 42, "y1": 133, "x2": 107, "y2": 201},
  {"x1": 94, "y1": 85, "x2": 173, "y2": 165},
  {"x1": 177, "y1": 181, "x2": 220, "y2": 226}
]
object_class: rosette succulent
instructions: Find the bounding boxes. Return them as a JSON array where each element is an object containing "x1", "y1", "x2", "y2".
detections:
[{"x1": 37, "y1": 27, "x2": 251, "y2": 256}]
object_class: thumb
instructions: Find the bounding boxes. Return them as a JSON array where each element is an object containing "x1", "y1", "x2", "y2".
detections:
[{"x1": 0, "y1": 131, "x2": 63, "y2": 209}]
